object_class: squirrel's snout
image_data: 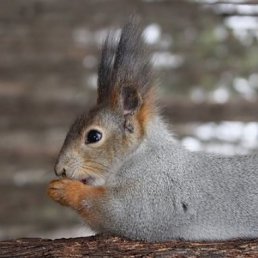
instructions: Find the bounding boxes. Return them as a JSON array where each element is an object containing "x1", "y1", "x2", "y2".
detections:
[{"x1": 54, "y1": 162, "x2": 67, "y2": 177}]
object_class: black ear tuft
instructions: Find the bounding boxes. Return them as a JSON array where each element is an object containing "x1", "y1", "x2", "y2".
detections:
[
  {"x1": 97, "y1": 19, "x2": 153, "y2": 110},
  {"x1": 97, "y1": 33, "x2": 116, "y2": 104},
  {"x1": 122, "y1": 86, "x2": 142, "y2": 115}
]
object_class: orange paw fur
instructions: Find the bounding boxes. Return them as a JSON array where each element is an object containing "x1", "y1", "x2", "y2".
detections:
[
  {"x1": 48, "y1": 179, "x2": 87, "y2": 208},
  {"x1": 48, "y1": 179, "x2": 107, "y2": 210}
]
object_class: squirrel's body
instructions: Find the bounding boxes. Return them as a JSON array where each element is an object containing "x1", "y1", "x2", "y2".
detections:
[
  {"x1": 101, "y1": 117, "x2": 258, "y2": 241},
  {"x1": 48, "y1": 21, "x2": 258, "y2": 242}
]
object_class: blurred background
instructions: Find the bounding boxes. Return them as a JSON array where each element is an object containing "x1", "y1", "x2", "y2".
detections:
[{"x1": 1, "y1": 0, "x2": 258, "y2": 240}]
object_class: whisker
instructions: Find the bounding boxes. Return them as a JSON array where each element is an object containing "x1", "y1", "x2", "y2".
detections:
[
  {"x1": 86, "y1": 160, "x2": 109, "y2": 170},
  {"x1": 81, "y1": 165, "x2": 103, "y2": 174},
  {"x1": 64, "y1": 158, "x2": 109, "y2": 181},
  {"x1": 87, "y1": 163, "x2": 108, "y2": 171},
  {"x1": 82, "y1": 163, "x2": 106, "y2": 171}
]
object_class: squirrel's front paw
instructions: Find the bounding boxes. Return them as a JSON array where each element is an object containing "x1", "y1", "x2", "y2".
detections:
[{"x1": 48, "y1": 179, "x2": 85, "y2": 208}]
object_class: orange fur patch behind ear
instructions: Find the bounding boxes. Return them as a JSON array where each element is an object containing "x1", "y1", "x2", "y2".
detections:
[{"x1": 137, "y1": 87, "x2": 157, "y2": 134}]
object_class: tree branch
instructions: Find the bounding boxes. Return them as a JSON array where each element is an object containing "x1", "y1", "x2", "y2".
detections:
[{"x1": 1, "y1": 235, "x2": 258, "y2": 258}]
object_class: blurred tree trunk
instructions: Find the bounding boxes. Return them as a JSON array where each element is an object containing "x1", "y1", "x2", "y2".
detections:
[{"x1": 2, "y1": 97, "x2": 257, "y2": 130}]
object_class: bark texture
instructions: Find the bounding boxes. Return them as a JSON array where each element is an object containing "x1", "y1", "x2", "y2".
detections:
[{"x1": 1, "y1": 235, "x2": 258, "y2": 258}]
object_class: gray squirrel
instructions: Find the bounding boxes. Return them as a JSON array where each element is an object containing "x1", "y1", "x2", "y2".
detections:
[{"x1": 48, "y1": 21, "x2": 258, "y2": 242}]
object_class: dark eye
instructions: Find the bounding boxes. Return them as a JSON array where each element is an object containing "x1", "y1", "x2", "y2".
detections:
[{"x1": 86, "y1": 130, "x2": 102, "y2": 144}]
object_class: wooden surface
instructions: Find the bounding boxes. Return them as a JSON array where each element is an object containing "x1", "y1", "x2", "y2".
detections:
[{"x1": 1, "y1": 235, "x2": 258, "y2": 258}]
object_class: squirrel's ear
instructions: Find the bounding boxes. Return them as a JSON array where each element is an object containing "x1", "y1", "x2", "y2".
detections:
[{"x1": 121, "y1": 86, "x2": 142, "y2": 115}]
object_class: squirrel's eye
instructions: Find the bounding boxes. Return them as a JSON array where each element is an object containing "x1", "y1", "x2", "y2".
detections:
[{"x1": 86, "y1": 130, "x2": 102, "y2": 144}]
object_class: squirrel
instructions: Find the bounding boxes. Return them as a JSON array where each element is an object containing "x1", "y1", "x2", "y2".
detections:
[{"x1": 48, "y1": 20, "x2": 258, "y2": 242}]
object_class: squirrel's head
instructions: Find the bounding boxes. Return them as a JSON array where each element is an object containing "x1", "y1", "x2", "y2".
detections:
[{"x1": 54, "y1": 21, "x2": 157, "y2": 185}]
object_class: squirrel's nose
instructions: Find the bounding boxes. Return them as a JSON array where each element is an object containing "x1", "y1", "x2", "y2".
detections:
[{"x1": 54, "y1": 162, "x2": 67, "y2": 177}]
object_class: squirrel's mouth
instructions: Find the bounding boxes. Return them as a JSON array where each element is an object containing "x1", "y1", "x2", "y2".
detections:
[
  {"x1": 80, "y1": 175, "x2": 106, "y2": 186},
  {"x1": 80, "y1": 176, "x2": 95, "y2": 185}
]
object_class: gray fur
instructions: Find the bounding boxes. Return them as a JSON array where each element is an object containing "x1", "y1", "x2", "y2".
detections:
[{"x1": 97, "y1": 117, "x2": 258, "y2": 241}]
